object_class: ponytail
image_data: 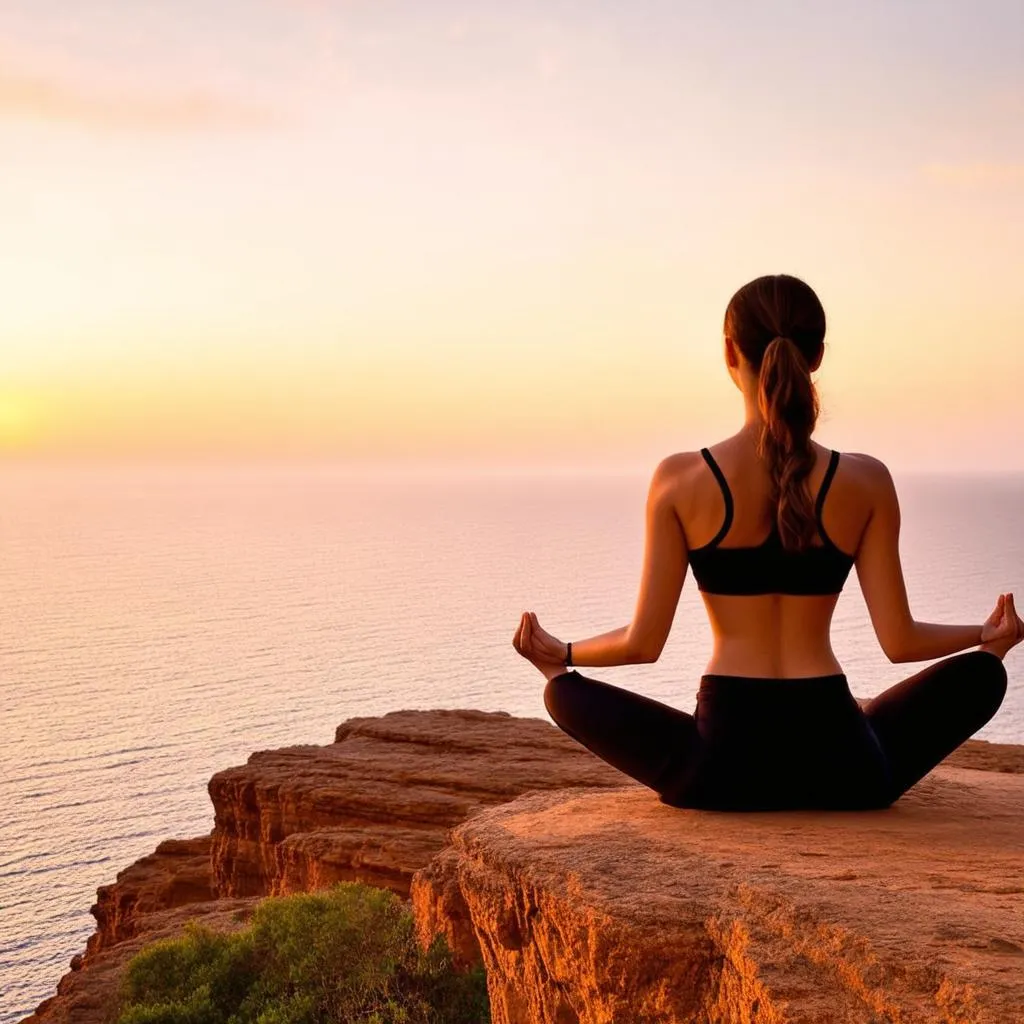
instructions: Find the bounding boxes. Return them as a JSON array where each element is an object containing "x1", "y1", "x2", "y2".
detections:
[{"x1": 756, "y1": 335, "x2": 820, "y2": 552}]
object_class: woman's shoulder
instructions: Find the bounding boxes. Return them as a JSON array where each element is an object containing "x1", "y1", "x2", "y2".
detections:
[
  {"x1": 650, "y1": 450, "x2": 709, "y2": 487},
  {"x1": 834, "y1": 450, "x2": 896, "y2": 488},
  {"x1": 646, "y1": 452, "x2": 711, "y2": 516},
  {"x1": 828, "y1": 451, "x2": 901, "y2": 525}
]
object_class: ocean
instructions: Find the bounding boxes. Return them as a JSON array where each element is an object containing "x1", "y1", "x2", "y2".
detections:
[{"x1": 3, "y1": 461, "x2": 1023, "y2": 1020}]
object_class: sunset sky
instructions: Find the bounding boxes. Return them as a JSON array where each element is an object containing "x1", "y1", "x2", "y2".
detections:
[{"x1": 2, "y1": 0, "x2": 1022, "y2": 471}]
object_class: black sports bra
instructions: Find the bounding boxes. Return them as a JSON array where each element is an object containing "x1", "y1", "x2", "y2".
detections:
[{"x1": 687, "y1": 447, "x2": 856, "y2": 596}]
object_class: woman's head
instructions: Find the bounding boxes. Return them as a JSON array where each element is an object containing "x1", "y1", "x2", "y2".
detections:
[{"x1": 723, "y1": 274, "x2": 827, "y2": 552}]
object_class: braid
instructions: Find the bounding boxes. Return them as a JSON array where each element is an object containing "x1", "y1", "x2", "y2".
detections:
[{"x1": 755, "y1": 335, "x2": 821, "y2": 552}]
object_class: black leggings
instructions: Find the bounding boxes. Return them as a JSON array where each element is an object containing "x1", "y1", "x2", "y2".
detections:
[{"x1": 544, "y1": 650, "x2": 1008, "y2": 811}]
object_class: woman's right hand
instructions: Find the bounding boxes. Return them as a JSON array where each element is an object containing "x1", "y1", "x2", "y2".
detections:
[{"x1": 980, "y1": 593, "x2": 1024, "y2": 658}]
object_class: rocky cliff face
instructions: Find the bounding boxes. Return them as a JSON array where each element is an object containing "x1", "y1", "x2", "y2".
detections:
[
  {"x1": 22, "y1": 713, "x2": 1024, "y2": 1024},
  {"x1": 26, "y1": 899, "x2": 261, "y2": 1024},
  {"x1": 207, "y1": 709, "x2": 627, "y2": 899},
  {"x1": 85, "y1": 837, "x2": 216, "y2": 957},
  {"x1": 24, "y1": 709, "x2": 624, "y2": 1023},
  {"x1": 414, "y1": 767, "x2": 1024, "y2": 1023}
]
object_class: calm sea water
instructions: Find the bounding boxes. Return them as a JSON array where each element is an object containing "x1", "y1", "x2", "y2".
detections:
[{"x1": 3, "y1": 462, "x2": 1023, "y2": 1020}]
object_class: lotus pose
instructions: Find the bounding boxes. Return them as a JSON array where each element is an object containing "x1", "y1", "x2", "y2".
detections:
[{"x1": 513, "y1": 274, "x2": 1021, "y2": 811}]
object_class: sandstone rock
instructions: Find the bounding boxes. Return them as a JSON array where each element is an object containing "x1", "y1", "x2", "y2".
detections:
[
  {"x1": 26, "y1": 710, "x2": 624, "y2": 1023},
  {"x1": 85, "y1": 836, "x2": 215, "y2": 955},
  {"x1": 24, "y1": 710, "x2": 1024, "y2": 1024},
  {"x1": 208, "y1": 709, "x2": 626, "y2": 899},
  {"x1": 413, "y1": 766, "x2": 1024, "y2": 1024},
  {"x1": 24, "y1": 898, "x2": 260, "y2": 1024},
  {"x1": 943, "y1": 737, "x2": 1024, "y2": 774}
]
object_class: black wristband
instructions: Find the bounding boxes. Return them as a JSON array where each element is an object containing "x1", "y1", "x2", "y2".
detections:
[{"x1": 564, "y1": 641, "x2": 573, "y2": 667}]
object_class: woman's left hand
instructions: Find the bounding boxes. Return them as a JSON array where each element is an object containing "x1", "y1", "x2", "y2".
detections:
[{"x1": 512, "y1": 612, "x2": 569, "y2": 680}]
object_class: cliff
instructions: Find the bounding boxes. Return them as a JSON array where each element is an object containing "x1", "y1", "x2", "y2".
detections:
[
  {"x1": 85, "y1": 837, "x2": 216, "y2": 957},
  {"x1": 22, "y1": 712, "x2": 1024, "y2": 1024},
  {"x1": 414, "y1": 767, "x2": 1024, "y2": 1023},
  {"x1": 24, "y1": 899, "x2": 261, "y2": 1024},
  {"x1": 25, "y1": 709, "x2": 625, "y2": 1022},
  {"x1": 207, "y1": 708, "x2": 626, "y2": 901}
]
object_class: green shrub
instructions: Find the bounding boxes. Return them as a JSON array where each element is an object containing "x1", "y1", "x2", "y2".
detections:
[{"x1": 115, "y1": 882, "x2": 489, "y2": 1024}]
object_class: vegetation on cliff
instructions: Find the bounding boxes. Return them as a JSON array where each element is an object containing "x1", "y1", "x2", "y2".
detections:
[{"x1": 113, "y1": 882, "x2": 489, "y2": 1024}]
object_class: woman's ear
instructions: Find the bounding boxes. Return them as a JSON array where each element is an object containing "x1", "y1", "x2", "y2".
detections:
[
  {"x1": 724, "y1": 335, "x2": 739, "y2": 369},
  {"x1": 723, "y1": 335, "x2": 742, "y2": 388}
]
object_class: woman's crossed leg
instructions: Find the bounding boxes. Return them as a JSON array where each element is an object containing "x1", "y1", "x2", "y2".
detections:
[
  {"x1": 543, "y1": 670, "x2": 698, "y2": 791},
  {"x1": 862, "y1": 649, "x2": 1008, "y2": 799}
]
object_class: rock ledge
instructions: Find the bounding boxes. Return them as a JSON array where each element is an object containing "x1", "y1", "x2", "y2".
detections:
[{"x1": 414, "y1": 765, "x2": 1024, "y2": 1024}]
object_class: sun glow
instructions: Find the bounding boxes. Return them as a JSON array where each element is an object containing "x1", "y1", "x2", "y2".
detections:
[
  {"x1": 0, "y1": 392, "x2": 45, "y2": 451},
  {"x1": 0, "y1": 1, "x2": 1022, "y2": 470}
]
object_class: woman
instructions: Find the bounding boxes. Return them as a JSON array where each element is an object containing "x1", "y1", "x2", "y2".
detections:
[{"x1": 512, "y1": 273, "x2": 1020, "y2": 811}]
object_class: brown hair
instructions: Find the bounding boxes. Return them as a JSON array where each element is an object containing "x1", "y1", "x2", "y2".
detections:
[{"x1": 723, "y1": 274, "x2": 826, "y2": 552}]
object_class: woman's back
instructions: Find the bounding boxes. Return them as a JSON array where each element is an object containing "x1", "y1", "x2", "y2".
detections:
[{"x1": 667, "y1": 434, "x2": 878, "y2": 678}]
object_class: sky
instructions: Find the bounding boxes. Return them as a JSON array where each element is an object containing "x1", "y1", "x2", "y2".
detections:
[{"x1": 1, "y1": 0, "x2": 1022, "y2": 471}]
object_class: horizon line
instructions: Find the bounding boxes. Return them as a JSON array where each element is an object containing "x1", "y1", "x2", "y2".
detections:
[{"x1": 2, "y1": 452, "x2": 1022, "y2": 479}]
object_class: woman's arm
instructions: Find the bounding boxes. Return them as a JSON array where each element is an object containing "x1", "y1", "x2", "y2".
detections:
[
  {"x1": 855, "y1": 456, "x2": 983, "y2": 662},
  {"x1": 563, "y1": 456, "x2": 688, "y2": 667}
]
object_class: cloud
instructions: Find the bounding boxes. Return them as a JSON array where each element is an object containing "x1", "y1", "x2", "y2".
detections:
[
  {"x1": 0, "y1": 67, "x2": 284, "y2": 132},
  {"x1": 922, "y1": 162, "x2": 1024, "y2": 187}
]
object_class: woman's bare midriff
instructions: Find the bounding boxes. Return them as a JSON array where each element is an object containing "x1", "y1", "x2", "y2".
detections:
[{"x1": 701, "y1": 593, "x2": 844, "y2": 677}]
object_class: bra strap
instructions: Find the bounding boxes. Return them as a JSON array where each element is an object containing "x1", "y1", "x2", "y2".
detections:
[
  {"x1": 815, "y1": 450, "x2": 840, "y2": 516},
  {"x1": 700, "y1": 447, "x2": 734, "y2": 547},
  {"x1": 814, "y1": 449, "x2": 841, "y2": 543}
]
